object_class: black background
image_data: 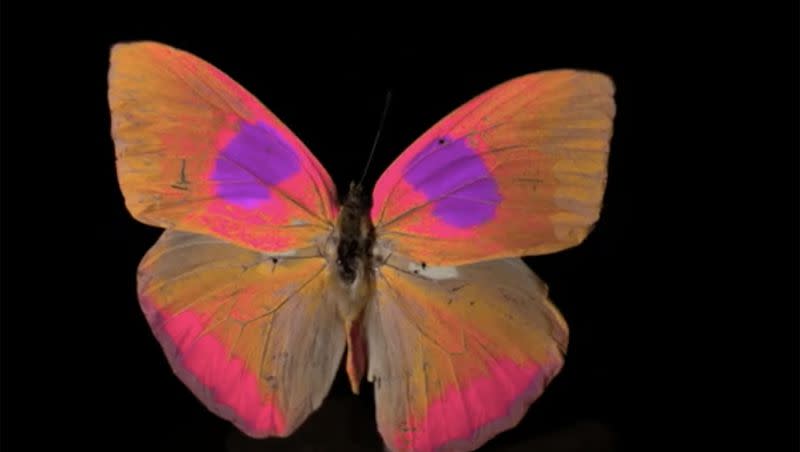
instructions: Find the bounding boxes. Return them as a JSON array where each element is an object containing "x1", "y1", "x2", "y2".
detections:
[{"x1": 2, "y1": 5, "x2": 797, "y2": 452}]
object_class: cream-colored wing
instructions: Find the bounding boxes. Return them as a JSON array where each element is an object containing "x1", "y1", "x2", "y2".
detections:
[
  {"x1": 137, "y1": 230, "x2": 344, "y2": 437},
  {"x1": 365, "y1": 256, "x2": 568, "y2": 451}
]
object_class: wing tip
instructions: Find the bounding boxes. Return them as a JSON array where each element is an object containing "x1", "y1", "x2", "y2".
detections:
[
  {"x1": 109, "y1": 40, "x2": 180, "y2": 66},
  {"x1": 515, "y1": 69, "x2": 616, "y2": 99},
  {"x1": 110, "y1": 39, "x2": 168, "y2": 53}
]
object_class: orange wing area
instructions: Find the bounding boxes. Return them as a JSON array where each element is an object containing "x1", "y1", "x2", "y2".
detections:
[
  {"x1": 366, "y1": 256, "x2": 568, "y2": 451},
  {"x1": 137, "y1": 230, "x2": 344, "y2": 437},
  {"x1": 371, "y1": 70, "x2": 615, "y2": 266},
  {"x1": 109, "y1": 42, "x2": 337, "y2": 253}
]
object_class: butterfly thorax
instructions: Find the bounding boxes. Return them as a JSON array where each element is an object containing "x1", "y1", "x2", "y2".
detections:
[
  {"x1": 333, "y1": 182, "x2": 375, "y2": 286},
  {"x1": 328, "y1": 182, "x2": 375, "y2": 332}
]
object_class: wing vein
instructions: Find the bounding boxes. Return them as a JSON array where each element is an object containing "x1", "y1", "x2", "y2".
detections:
[
  {"x1": 241, "y1": 263, "x2": 327, "y2": 327},
  {"x1": 377, "y1": 270, "x2": 454, "y2": 356},
  {"x1": 155, "y1": 49, "x2": 333, "y2": 227}
]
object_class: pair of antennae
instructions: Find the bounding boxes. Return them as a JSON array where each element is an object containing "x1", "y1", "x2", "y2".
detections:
[{"x1": 358, "y1": 90, "x2": 393, "y2": 186}]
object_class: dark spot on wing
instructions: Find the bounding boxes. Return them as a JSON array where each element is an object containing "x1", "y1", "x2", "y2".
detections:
[
  {"x1": 399, "y1": 421, "x2": 417, "y2": 433},
  {"x1": 171, "y1": 158, "x2": 190, "y2": 191},
  {"x1": 451, "y1": 284, "x2": 467, "y2": 292},
  {"x1": 421, "y1": 261, "x2": 427, "y2": 269}
]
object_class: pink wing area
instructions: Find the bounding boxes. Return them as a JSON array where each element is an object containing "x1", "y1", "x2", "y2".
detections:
[
  {"x1": 109, "y1": 41, "x2": 337, "y2": 253},
  {"x1": 137, "y1": 230, "x2": 345, "y2": 437},
  {"x1": 366, "y1": 256, "x2": 568, "y2": 451},
  {"x1": 371, "y1": 70, "x2": 615, "y2": 266}
]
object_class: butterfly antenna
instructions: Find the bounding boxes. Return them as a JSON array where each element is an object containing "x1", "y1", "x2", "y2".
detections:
[{"x1": 359, "y1": 90, "x2": 393, "y2": 186}]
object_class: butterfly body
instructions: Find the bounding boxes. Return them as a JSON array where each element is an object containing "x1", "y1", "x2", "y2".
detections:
[
  {"x1": 109, "y1": 41, "x2": 615, "y2": 451},
  {"x1": 328, "y1": 182, "x2": 375, "y2": 393}
]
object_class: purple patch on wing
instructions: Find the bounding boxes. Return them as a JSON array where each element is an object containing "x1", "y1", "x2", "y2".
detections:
[
  {"x1": 404, "y1": 136, "x2": 501, "y2": 227},
  {"x1": 212, "y1": 121, "x2": 300, "y2": 208}
]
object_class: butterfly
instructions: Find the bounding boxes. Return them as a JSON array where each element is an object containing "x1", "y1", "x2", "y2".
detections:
[{"x1": 108, "y1": 41, "x2": 615, "y2": 452}]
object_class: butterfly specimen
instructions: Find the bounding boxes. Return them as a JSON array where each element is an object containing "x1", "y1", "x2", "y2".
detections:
[{"x1": 108, "y1": 41, "x2": 615, "y2": 452}]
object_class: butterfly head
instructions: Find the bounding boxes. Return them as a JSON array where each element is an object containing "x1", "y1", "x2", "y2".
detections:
[{"x1": 343, "y1": 181, "x2": 371, "y2": 210}]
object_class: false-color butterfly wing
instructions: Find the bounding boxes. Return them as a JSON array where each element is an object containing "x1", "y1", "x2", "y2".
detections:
[
  {"x1": 371, "y1": 70, "x2": 616, "y2": 266},
  {"x1": 109, "y1": 42, "x2": 345, "y2": 437},
  {"x1": 109, "y1": 41, "x2": 338, "y2": 254},
  {"x1": 365, "y1": 70, "x2": 615, "y2": 451},
  {"x1": 137, "y1": 230, "x2": 344, "y2": 437},
  {"x1": 366, "y1": 256, "x2": 568, "y2": 452}
]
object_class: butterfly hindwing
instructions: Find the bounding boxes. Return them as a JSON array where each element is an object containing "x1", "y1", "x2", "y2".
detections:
[
  {"x1": 371, "y1": 70, "x2": 615, "y2": 266},
  {"x1": 109, "y1": 41, "x2": 338, "y2": 253},
  {"x1": 366, "y1": 255, "x2": 568, "y2": 451},
  {"x1": 137, "y1": 230, "x2": 345, "y2": 437}
]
